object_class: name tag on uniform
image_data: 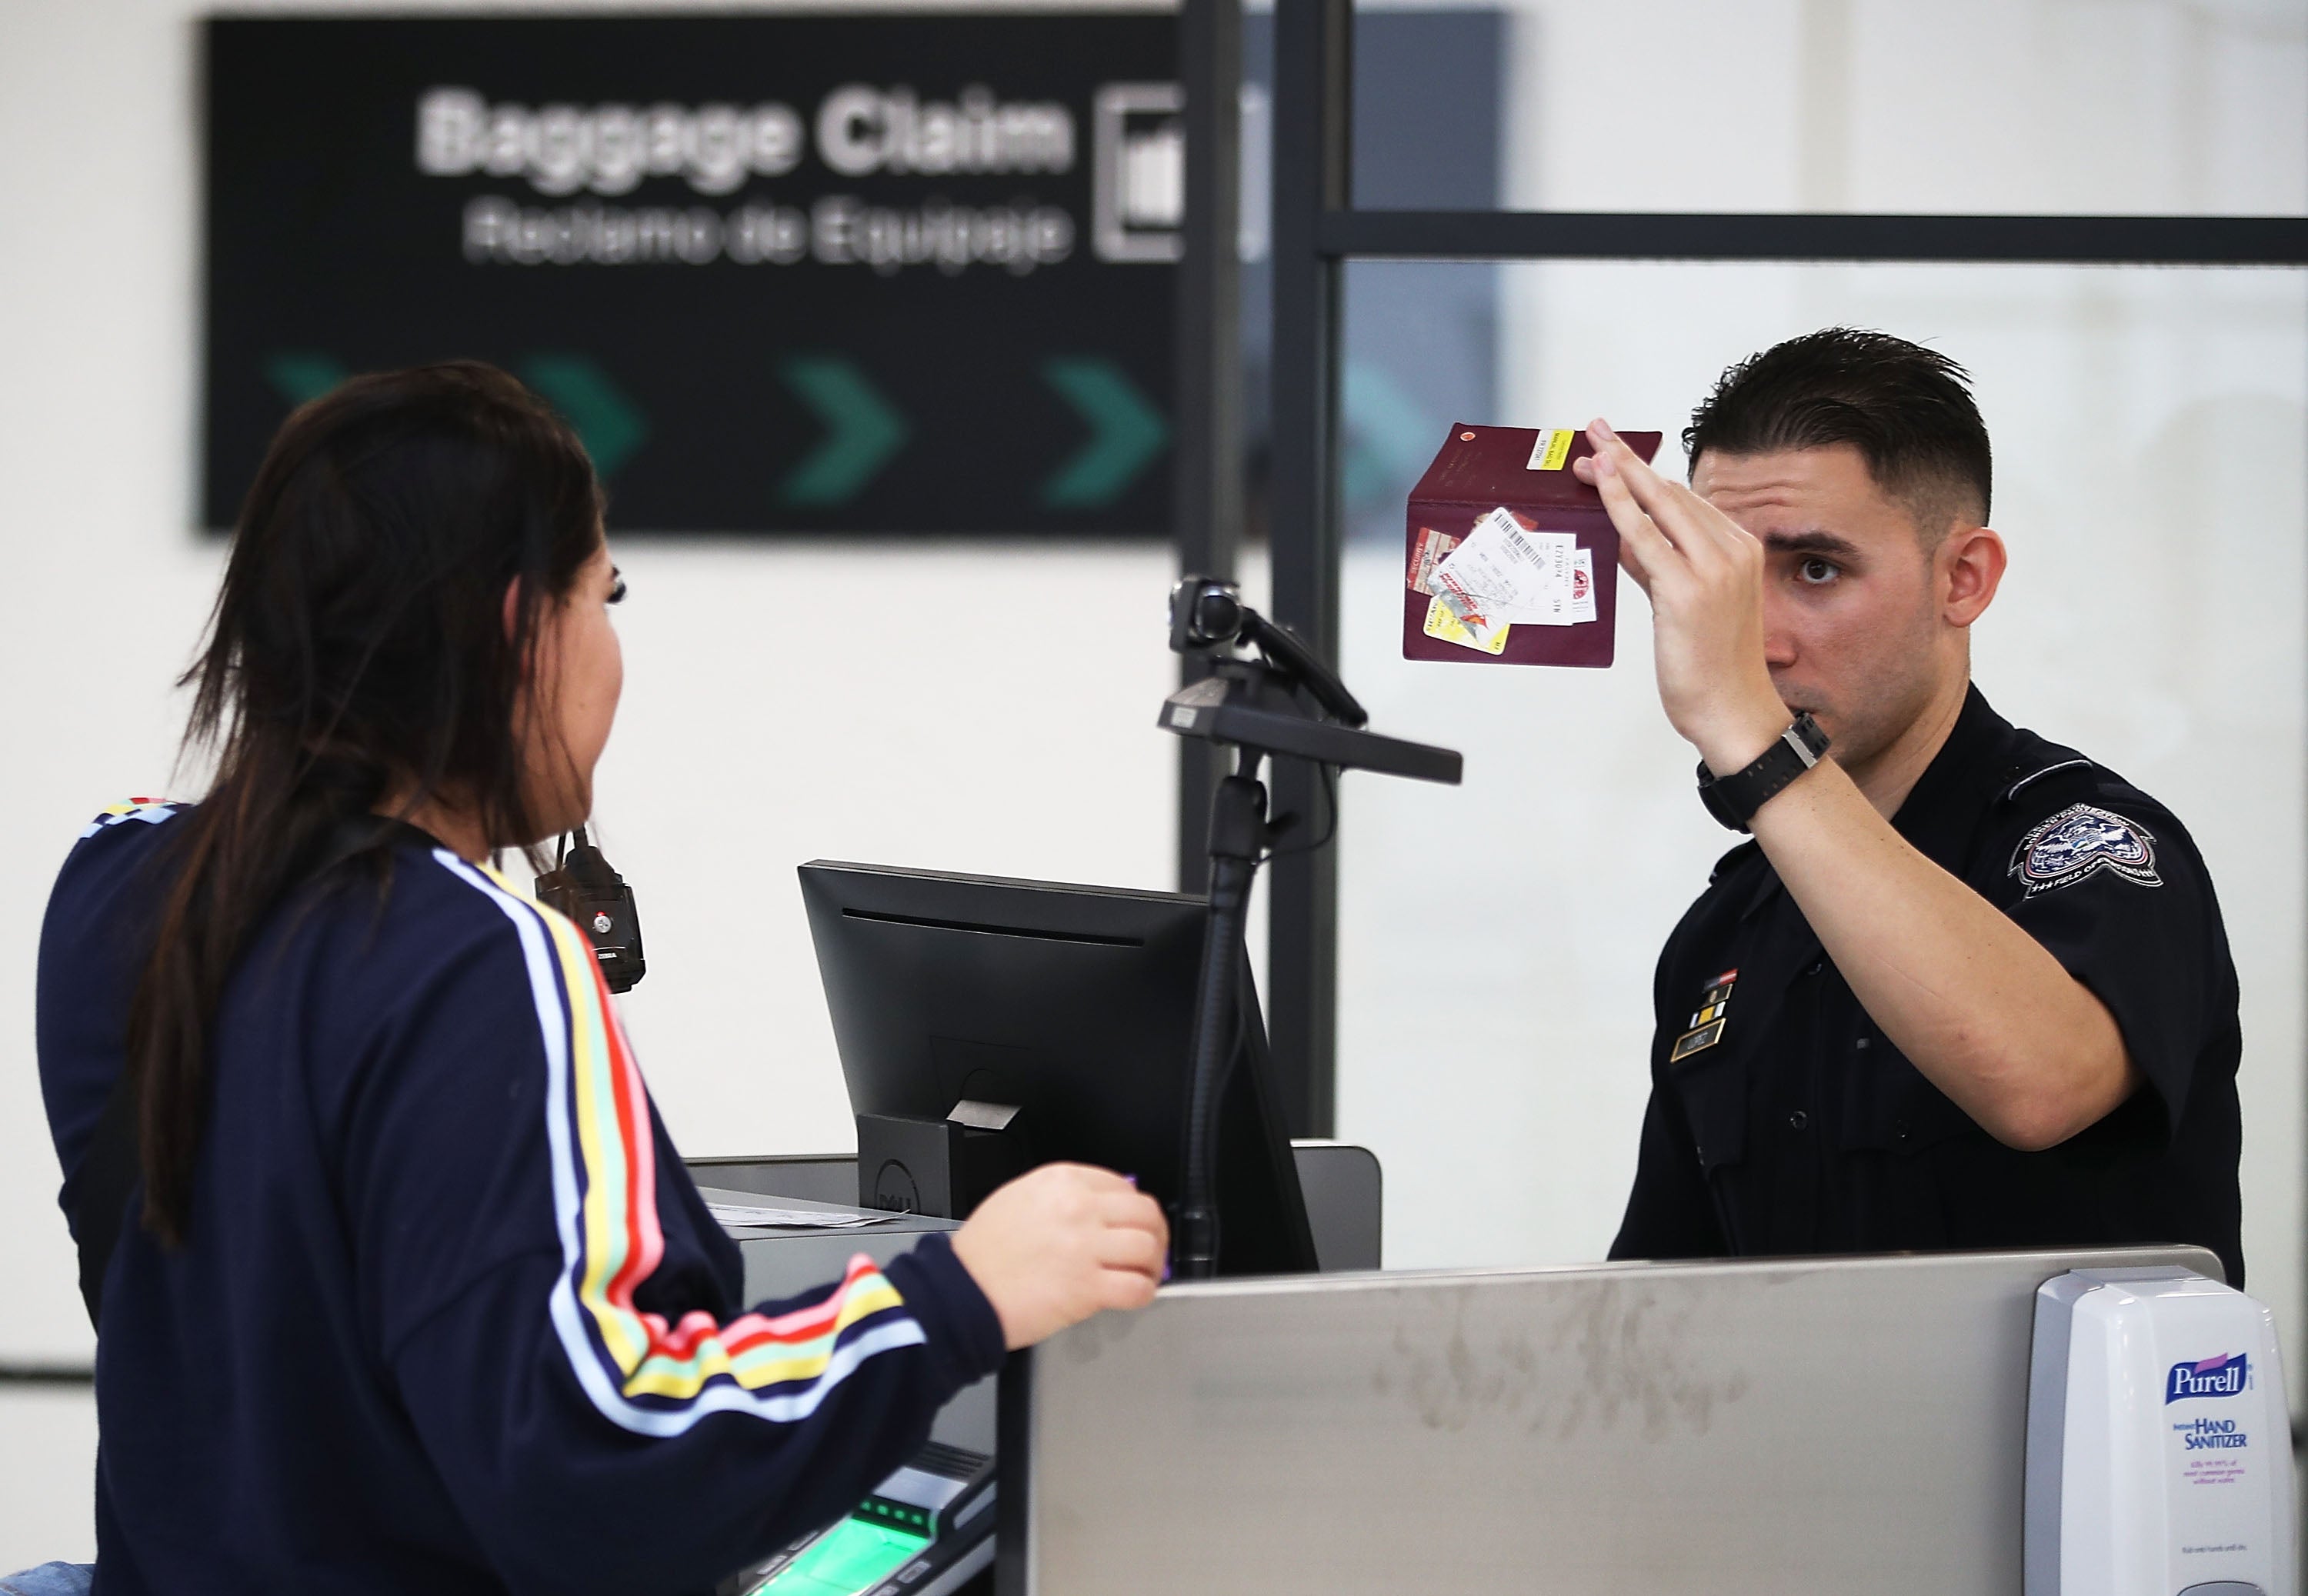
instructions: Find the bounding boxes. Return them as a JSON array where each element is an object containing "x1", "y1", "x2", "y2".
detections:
[{"x1": 1669, "y1": 968, "x2": 1736, "y2": 1063}]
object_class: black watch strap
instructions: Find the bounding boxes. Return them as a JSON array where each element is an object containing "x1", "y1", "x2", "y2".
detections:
[{"x1": 1697, "y1": 713, "x2": 1830, "y2": 831}]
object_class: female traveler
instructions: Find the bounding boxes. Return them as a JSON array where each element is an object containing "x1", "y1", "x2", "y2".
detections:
[{"x1": 30, "y1": 362, "x2": 1166, "y2": 1595}]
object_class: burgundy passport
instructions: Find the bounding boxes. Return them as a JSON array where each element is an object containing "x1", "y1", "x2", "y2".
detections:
[{"x1": 1402, "y1": 423, "x2": 1663, "y2": 669}]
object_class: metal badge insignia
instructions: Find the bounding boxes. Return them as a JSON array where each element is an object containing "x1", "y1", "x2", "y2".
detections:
[
  {"x1": 1669, "y1": 1019, "x2": 1726, "y2": 1063},
  {"x1": 1670, "y1": 967, "x2": 1737, "y2": 1063}
]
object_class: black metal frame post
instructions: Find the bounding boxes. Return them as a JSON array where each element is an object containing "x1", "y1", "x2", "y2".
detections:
[
  {"x1": 1251, "y1": 0, "x2": 2308, "y2": 1139},
  {"x1": 1262, "y1": 0, "x2": 1352, "y2": 1137},
  {"x1": 1173, "y1": 0, "x2": 1246, "y2": 891}
]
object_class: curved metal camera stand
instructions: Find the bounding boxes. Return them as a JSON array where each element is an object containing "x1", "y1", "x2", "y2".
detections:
[{"x1": 1159, "y1": 575, "x2": 1463, "y2": 1278}]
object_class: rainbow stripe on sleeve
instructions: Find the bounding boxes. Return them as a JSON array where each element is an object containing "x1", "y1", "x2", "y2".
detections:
[
  {"x1": 79, "y1": 798, "x2": 182, "y2": 838},
  {"x1": 435, "y1": 851, "x2": 926, "y2": 1436}
]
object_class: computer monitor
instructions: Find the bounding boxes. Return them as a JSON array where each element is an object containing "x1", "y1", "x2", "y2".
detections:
[{"x1": 797, "y1": 861, "x2": 1318, "y2": 1278}]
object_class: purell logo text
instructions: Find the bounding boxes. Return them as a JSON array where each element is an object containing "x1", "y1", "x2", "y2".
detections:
[{"x1": 2166, "y1": 1353, "x2": 2250, "y2": 1403}]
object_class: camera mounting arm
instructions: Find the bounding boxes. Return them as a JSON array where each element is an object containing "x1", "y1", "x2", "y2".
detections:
[
  {"x1": 1158, "y1": 576, "x2": 1462, "y2": 1279},
  {"x1": 1162, "y1": 578, "x2": 1461, "y2": 784}
]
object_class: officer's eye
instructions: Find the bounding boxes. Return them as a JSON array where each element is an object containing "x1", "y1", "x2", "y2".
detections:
[
  {"x1": 1797, "y1": 557, "x2": 1840, "y2": 586},
  {"x1": 606, "y1": 568, "x2": 627, "y2": 605}
]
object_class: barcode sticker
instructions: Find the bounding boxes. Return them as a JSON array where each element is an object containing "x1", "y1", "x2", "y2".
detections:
[{"x1": 1432, "y1": 505, "x2": 1577, "y2": 625}]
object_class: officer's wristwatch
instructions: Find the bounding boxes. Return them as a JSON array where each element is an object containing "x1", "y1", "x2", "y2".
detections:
[{"x1": 1697, "y1": 713, "x2": 1830, "y2": 831}]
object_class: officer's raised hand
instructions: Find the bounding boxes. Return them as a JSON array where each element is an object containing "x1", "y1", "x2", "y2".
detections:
[{"x1": 1574, "y1": 421, "x2": 1795, "y2": 781}]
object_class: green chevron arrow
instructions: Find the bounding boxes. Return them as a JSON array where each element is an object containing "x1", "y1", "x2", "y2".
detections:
[
  {"x1": 778, "y1": 357, "x2": 909, "y2": 507},
  {"x1": 264, "y1": 352, "x2": 349, "y2": 408},
  {"x1": 519, "y1": 355, "x2": 649, "y2": 480},
  {"x1": 1040, "y1": 358, "x2": 1168, "y2": 509}
]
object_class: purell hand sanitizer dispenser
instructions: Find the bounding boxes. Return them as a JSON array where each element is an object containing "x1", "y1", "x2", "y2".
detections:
[{"x1": 2026, "y1": 1267, "x2": 2296, "y2": 1595}]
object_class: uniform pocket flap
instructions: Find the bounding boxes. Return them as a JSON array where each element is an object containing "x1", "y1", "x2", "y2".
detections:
[{"x1": 1670, "y1": 1051, "x2": 1749, "y2": 1173}]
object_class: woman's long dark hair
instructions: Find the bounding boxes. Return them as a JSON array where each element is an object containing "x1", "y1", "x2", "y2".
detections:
[{"x1": 129, "y1": 361, "x2": 603, "y2": 1245}]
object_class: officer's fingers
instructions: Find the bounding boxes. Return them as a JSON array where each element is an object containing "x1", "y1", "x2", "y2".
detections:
[
  {"x1": 1662, "y1": 476, "x2": 1763, "y2": 566},
  {"x1": 1586, "y1": 444, "x2": 1661, "y2": 547},
  {"x1": 1617, "y1": 458, "x2": 1740, "y2": 572},
  {"x1": 1614, "y1": 530, "x2": 1656, "y2": 598},
  {"x1": 1589, "y1": 448, "x2": 1677, "y2": 590},
  {"x1": 1585, "y1": 423, "x2": 1673, "y2": 514},
  {"x1": 1587, "y1": 421, "x2": 1745, "y2": 570},
  {"x1": 1587, "y1": 427, "x2": 1703, "y2": 564}
]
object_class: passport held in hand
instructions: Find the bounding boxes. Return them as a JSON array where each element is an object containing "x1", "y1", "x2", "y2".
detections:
[{"x1": 1402, "y1": 422, "x2": 1662, "y2": 669}]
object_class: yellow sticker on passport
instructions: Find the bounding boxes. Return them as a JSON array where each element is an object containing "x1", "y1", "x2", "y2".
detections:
[
  {"x1": 1526, "y1": 428, "x2": 1576, "y2": 471},
  {"x1": 1422, "y1": 594, "x2": 1509, "y2": 655}
]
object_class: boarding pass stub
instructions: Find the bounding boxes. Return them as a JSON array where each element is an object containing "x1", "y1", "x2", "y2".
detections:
[{"x1": 1431, "y1": 506, "x2": 1586, "y2": 626}]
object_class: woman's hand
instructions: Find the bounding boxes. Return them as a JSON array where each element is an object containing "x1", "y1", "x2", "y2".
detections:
[{"x1": 949, "y1": 1163, "x2": 1169, "y2": 1350}]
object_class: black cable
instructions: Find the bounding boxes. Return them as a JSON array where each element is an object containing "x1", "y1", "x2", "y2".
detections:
[{"x1": 1259, "y1": 760, "x2": 1337, "y2": 864}]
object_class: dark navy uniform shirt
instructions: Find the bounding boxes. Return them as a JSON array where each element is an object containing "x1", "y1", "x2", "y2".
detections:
[
  {"x1": 1609, "y1": 686, "x2": 2243, "y2": 1284},
  {"x1": 37, "y1": 802, "x2": 1006, "y2": 1596}
]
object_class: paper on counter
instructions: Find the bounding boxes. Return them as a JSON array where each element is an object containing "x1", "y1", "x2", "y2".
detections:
[{"x1": 705, "y1": 1201, "x2": 894, "y2": 1230}]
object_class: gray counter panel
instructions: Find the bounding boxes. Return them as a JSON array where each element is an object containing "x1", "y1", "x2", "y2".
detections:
[{"x1": 1009, "y1": 1244, "x2": 2221, "y2": 1595}]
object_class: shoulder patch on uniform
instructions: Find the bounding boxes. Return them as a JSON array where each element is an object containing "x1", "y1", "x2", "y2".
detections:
[
  {"x1": 2009, "y1": 803, "x2": 2161, "y2": 897},
  {"x1": 78, "y1": 798, "x2": 182, "y2": 839}
]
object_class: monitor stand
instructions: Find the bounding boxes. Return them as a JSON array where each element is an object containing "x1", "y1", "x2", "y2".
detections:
[{"x1": 855, "y1": 1103, "x2": 1031, "y2": 1219}]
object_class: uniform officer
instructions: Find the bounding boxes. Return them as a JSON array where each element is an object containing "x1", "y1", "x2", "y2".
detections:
[{"x1": 1577, "y1": 329, "x2": 2243, "y2": 1284}]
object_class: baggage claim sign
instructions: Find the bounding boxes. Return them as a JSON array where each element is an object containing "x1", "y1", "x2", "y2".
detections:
[{"x1": 203, "y1": 15, "x2": 1179, "y2": 533}]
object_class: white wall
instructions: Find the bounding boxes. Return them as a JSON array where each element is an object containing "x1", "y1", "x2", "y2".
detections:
[{"x1": 1501, "y1": 0, "x2": 2307, "y2": 218}]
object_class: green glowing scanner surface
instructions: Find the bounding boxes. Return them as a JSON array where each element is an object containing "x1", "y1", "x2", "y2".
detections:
[{"x1": 747, "y1": 1519, "x2": 930, "y2": 1596}]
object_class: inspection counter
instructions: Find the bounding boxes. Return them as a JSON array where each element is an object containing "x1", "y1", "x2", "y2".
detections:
[{"x1": 689, "y1": 1150, "x2": 2229, "y2": 1594}]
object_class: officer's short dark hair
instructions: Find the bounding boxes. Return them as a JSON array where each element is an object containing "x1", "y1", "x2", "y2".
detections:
[{"x1": 1683, "y1": 328, "x2": 1993, "y2": 540}]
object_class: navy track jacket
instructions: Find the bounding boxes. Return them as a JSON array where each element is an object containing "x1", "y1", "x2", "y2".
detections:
[{"x1": 37, "y1": 802, "x2": 1006, "y2": 1595}]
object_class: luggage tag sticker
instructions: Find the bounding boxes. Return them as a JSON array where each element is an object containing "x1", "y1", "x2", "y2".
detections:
[
  {"x1": 1422, "y1": 593, "x2": 1510, "y2": 655},
  {"x1": 1407, "y1": 525, "x2": 1460, "y2": 596},
  {"x1": 1568, "y1": 548, "x2": 1596, "y2": 625}
]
